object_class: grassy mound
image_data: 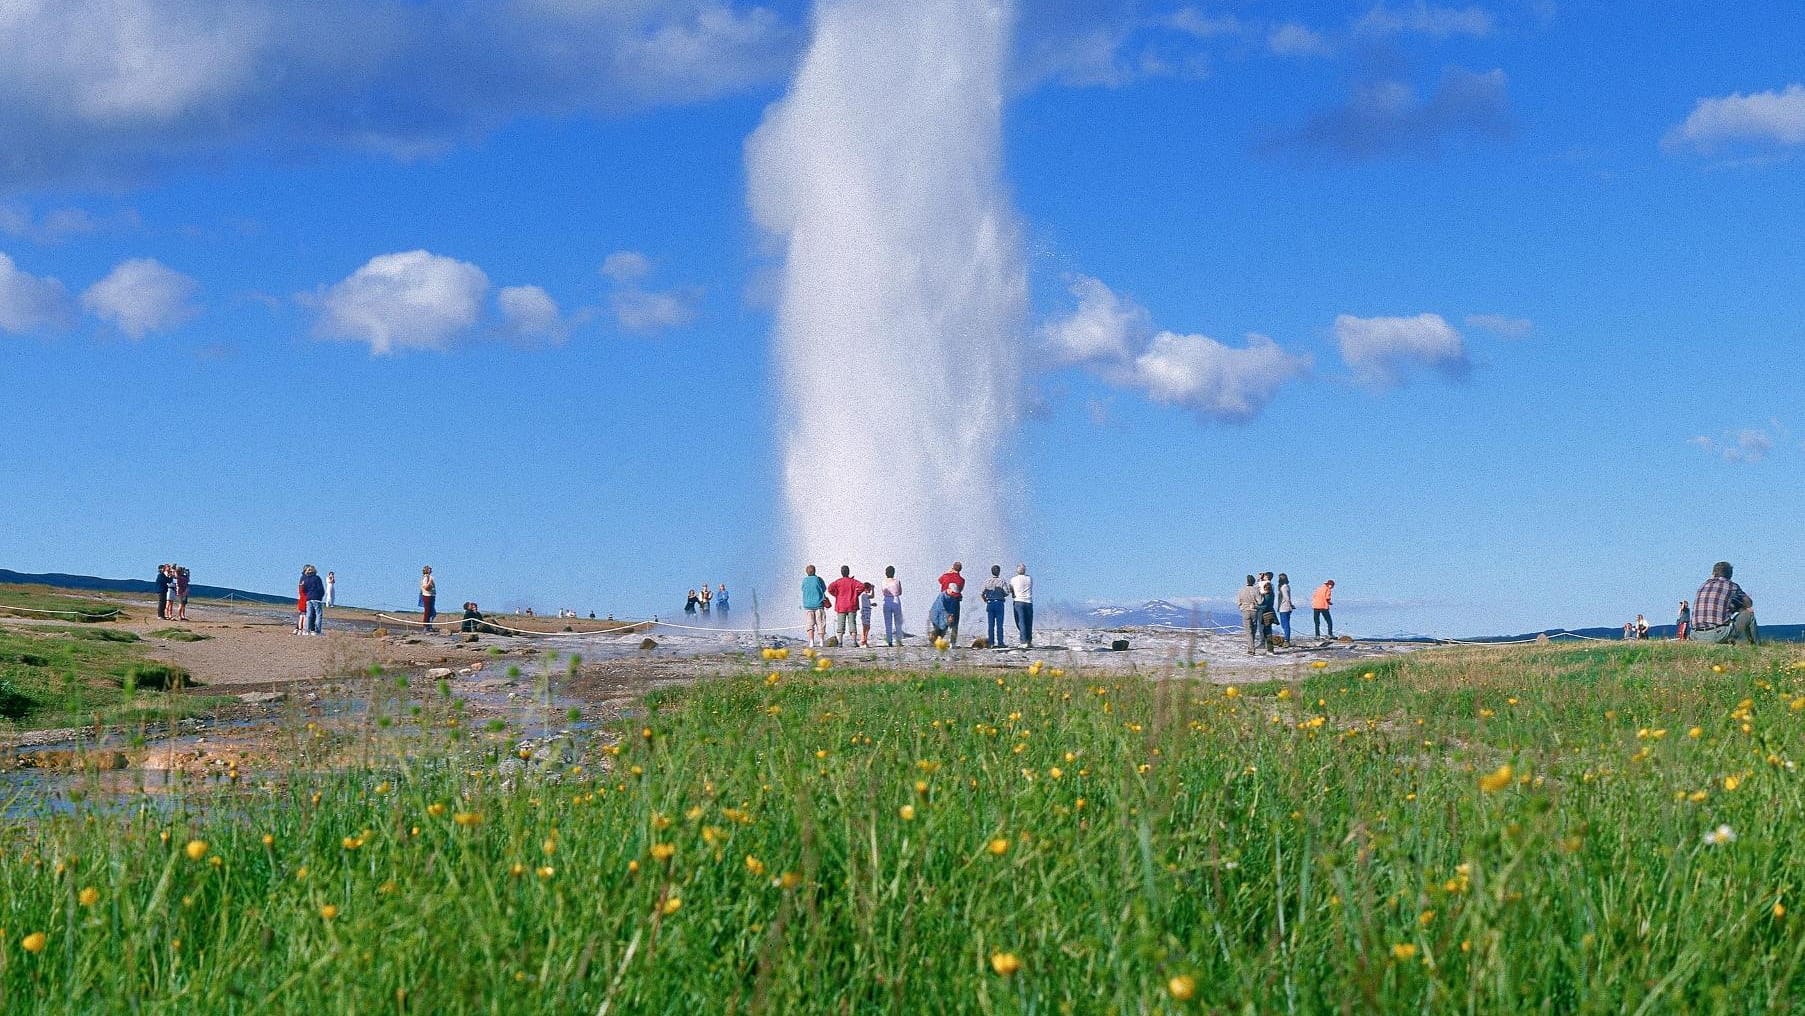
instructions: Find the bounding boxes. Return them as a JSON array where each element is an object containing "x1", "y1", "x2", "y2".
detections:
[
  {"x1": 3, "y1": 644, "x2": 1804, "y2": 1011},
  {"x1": 149, "y1": 628, "x2": 210, "y2": 642},
  {"x1": 0, "y1": 626, "x2": 200, "y2": 727}
]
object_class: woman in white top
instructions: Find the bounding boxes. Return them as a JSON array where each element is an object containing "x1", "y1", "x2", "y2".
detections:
[
  {"x1": 420, "y1": 566, "x2": 437, "y2": 629},
  {"x1": 1007, "y1": 564, "x2": 1034, "y2": 648},
  {"x1": 1275, "y1": 573, "x2": 1294, "y2": 644},
  {"x1": 324, "y1": 572, "x2": 336, "y2": 608},
  {"x1": 881, "y1": 566, "x2": 904, "y2": 647}
]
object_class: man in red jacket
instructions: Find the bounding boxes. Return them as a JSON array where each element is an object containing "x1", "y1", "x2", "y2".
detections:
[
  {"x1": 827, "y1": 565, "x2": 863, "y2": 647},
  {"x1": 936, "y1": 561, "x2": 965, "y2": 642}
]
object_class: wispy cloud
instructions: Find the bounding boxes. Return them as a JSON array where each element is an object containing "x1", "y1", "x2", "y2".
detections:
[
  {"x1": 600, "y1": 251, "x2": 700, "y2": 334},
  {"x1": 1691, "y1": 426, "x2": 1782, "y2": 463},
  {"x1": 1335, "y1": 312, "x2": 1468, "y2": 386},
  {"x1": 1664, "y1": 84, "x2": 1805, "y2": 156},
  {"x1": 496, "y1": 285, "x2": 568, "y2": 344},
  {"x1": 1267, "y1": 23, "x2": 1332, "y2": 57},
  {"x1": 0, "y1": 204, "x2": 140, "y2": 245},
  {"x1": 80, "y1": 258, "x2": 200, "y2": 338},
  {"x1": 0, "y1": 252, "x2": 75, "y2": 334},
  {"x1": 1465, "y1": 313, "x2": 1532, "y2": 337},
  {"x1": 1039, "y1": 275, "x2": 1311, "y2": 423},
  {"x1": 1267, "y1": 66, "x2": 1511, "y2": 162},
  {"x1": 310, "y1": 250, "x2": 489, "y2": 355},
  {"x1": 0, "y1": 0, "x2": 798, "y2": 188},
  {"x1": 1354, "y1": 2, "x2": 1495, "y2": 39}
]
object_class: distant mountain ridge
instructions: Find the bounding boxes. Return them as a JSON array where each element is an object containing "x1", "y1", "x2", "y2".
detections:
[
  {"x1": 1075, "y1": 599, "x2": 1236, "y2": 630},
  {"x1": 0, "y1": 569, "x2": 290, "y2": 606}
]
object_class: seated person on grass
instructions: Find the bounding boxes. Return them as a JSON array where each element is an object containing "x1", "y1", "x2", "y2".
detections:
[{"x1": 1692, "y1": 561, "x2": 1758, "y2": 646}]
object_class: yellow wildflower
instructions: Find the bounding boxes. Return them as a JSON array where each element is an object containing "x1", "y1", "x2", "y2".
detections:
[
  {"x1": 78, "y1": 887, "x2": 99, "y2": 907},
  {"x1": 183, "y1": 840, "x2": 208, "y2": 861},
  {"x1": 1391, "y1": 943, "x2": 1417, "y2": 961},
  {"x1": 989, "y1": 952, "x2": 1021, "y2": 976},
  {"x1": 22, "y1": 932, "x2": 47, "y2": 954},
  {"x1": 899, "y1": 805, "x2": 916, "y2": 821},
  {"x1": 1167, "y1": 974, "x2": 1196, "y2": 1000},
  {"x1": 987, "y1": 838, "x2": 1010, "y2": 857},
  {"x1": 319, "y1": 904, "x2": 338, "y2": 921},
  {"x1": 1478, "y1": 764, "x2": 1513, "y2": 793}
]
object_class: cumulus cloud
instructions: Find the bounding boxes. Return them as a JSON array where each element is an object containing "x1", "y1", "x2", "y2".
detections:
[
  {"x1": 0, "y1": 252, "x2": 75, "y2": 334},
  {"x1": 1039, "y1": 275, "x2": 1310, "y2": 422},
  {"x1": 1465, "y1": 313, "x2": 1531, "y2": 337},
  {"x1": 1335, "y1": 312, "x2": 1468, "y2": 385},
  {"x1": 1268, "y1": 23, "x2": 1331, "y2": 57},
  {"x1": 496, "y1": 285, "x2": 567, "y2": 343},
  {"x1": 1041, "y1": 275, "x2": 1149, "y2": 364},
  {"x1": 1353, "y1": 2, "x2": 1494, "y2": 38},
  {"x1": 1664, "y1": 84, "x2": 1805, "y2": 155},
  {"x1": 1268, "y1": 66, "x2": 1510, "y2": 161},
  {"x1": 600, "y1": 251, "x2": 699, "y2": 333},
  {"x1": 1133, "y1": 331, "x2": 1313, "y2": 421},
  {"x1": 1691, "y1": 428, "x2": 1778, "y2": 463},
  {"x1": 79, "y1": 258, "x2": 199, "y2": 338},
  {"x1": 0, "y1": 0, "x2": 797, "y2": 187},
  {"x1": 311, "y1": 250, "x2": 489, "y2": 354}
]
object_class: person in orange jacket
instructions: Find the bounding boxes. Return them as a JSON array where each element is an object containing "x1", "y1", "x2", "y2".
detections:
[{"x1": 1311, "y1": 580, "x2": 1335, "y2": 639}]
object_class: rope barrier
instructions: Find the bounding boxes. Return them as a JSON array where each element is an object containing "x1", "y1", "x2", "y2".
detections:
[
  {"x1": 0, "y1": 604, "x2": 122, "y2": 619},
  {"x1": 374, "y1": 613, "x2": 804, "y2": 638}
]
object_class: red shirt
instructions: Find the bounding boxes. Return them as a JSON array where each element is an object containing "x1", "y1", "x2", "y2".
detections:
[
  {"x1": 827, "y1": 576, "x2": 862, "y2": 614},
  {"x1": 938, "y1": 571, "x2": 965, "y2": 600},
  {"x1": 297, "y1": 582, "x2": 308, "y2": 611}
]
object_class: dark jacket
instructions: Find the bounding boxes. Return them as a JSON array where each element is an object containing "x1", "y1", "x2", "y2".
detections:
[{"x1": 301, "y1": 573, "x2": 326, "y2": 601}]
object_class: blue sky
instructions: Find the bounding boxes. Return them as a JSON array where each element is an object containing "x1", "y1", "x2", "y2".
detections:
[{"x1": 1, "y1": 1, "x2": 1801, "y2": 636}]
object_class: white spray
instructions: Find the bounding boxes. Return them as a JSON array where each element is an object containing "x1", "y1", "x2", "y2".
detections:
[{"x1": 747, "y1": 0, "x2": 1026, "y2": 604}]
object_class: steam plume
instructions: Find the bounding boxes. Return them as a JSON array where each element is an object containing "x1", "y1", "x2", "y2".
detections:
[{"x1": 748, "y1": 0, "x2": 1026, "y2": 594}]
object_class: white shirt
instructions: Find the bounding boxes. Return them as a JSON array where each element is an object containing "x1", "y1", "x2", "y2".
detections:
[
  {"x1": 324, "y1": 577, "x2": 335, "y2": 606},
  {"x1": 1008, "y1": 574, "x2": 1032, "y2": 603}
]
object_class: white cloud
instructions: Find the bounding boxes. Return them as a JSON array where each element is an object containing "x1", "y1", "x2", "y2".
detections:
[
  {"x1": 599, "y1": 251, "x2": 699, "y2": 333},
  {"x1": 1692, "y1": 428, "x2": 1776, "y2": 463},
  {"x1": 1465, "y1": 313, "x2": 1531, "y2": 337},
  {"x1": 312, "y1": 250, "x2": 489, "y2": 354},
  {"x1": 1133, "y1": 331, "x2": 1313, "y2": 421},
  {"x1": 496, "y1": 284, "x2": 566, "y2": 343},
  {"x1": 0, "y1": 205, "x2": 137, "y2": 244},
  {"x1": 79, "y1": 258, "x2": 199, "y2": 338},
  {"x1": 1268, "y1": 23, "x2": 1331, "y2": 57},
  {"x1": 1664, "y1": 84, "x2": 1805, "y2": 154},
  {"x1": 1041, "y1": 275, "x2": 1149, "y2": 364},
  {"x1": 1334, "y1": 312, "x2": 1468, "y2": 385},
  {"x1": 0, "y1": 252, "x2": 75, "y2": 334},
  {"x1": 1165, "y1": 9, "x2": 1243, "y2": 38},
  {"x1": 0, "y1": 0, "x2": 797, "y2": 187},
  {"x1": 1354, "y1": 3, "x2": 1494, "y2": 38},
  {"x1": 1037, "y1": 275, "x2": 1310, "y2": 422}
]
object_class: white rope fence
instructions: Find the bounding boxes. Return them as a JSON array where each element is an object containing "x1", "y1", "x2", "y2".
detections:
[
  {"x1": 0, "y1": 603, "x2": 122, "y2": 619},
  {"x1": 373, "y1": 613, "x2": 804, "y2": 638}
]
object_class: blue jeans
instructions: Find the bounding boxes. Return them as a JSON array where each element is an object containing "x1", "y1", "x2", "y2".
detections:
[
  {"x1": 986, "y1": 600, "x2": 1005, "y2": 646},
  {"x1": 883, "y1": 601, "x2": 903, "y2": 645},
  {"x1": 306, "y1": 600, "x2": 324, "y2": 634},
  {"x1": 1013, "y1": 602, "x2": 1033, "y2": 646},
  {"x1": 1278, "y1": 610, "x2": 1291, "y2": 642}
]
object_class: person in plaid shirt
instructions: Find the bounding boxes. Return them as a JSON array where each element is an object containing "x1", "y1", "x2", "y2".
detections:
[{"x1": 1692, "y1": 561, "x2": 1758, "y2": 645}]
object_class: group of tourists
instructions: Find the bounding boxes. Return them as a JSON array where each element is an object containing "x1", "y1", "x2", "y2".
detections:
[
  {"x1": 1614, "y1": 563, "x2": 1759, "y2": 644},
  {"x1": 800, "y1": 561, "x2": 1034, "y2": 649},
  {"x1": 293, "y1": 565, "x2": 335, "y2": 634},
  {"x1": 1236, "y1": 573, "x2": 1335, "y2": 655},
  {"x1": 154, "y1": 563, "x2": 191, "y2": 621},
  {"x1": 682, "y1": 584, "x2": 730, "y2": 619}
]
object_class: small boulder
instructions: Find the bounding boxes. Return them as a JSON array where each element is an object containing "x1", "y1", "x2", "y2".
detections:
[
  {"x1": 639, "y1": 638, "x2": 659, "y2": 651},
  {"x1": 1111, "y1": 639, "x2": 1130, "y2": 652},
  {"x1": 426, "y1": 667, "x2": 455, "y2": 680},
  {"x1": 971, "y1": 638, "x2": 989, "y2": 649},
  {"x1": 238, "y1": 691, "x2": 286, "y2": 704},
  {"x1": 825, "y1": 637, "x2": 840, "y2": 648}
]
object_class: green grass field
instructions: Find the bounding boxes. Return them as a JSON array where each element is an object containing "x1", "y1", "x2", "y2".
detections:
[
  {"x1": 0, "y1": 585, "x2": 129, "y2": 623},
  {"x1": 4, "y1": 643, "x2": 1804, "y2": 1012},
  {"x1": 0, "y1": 625, "x2": 212, "y2": 727}
]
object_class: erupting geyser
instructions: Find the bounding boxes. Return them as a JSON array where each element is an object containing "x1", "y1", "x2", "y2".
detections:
[{"x1": 747, "y1": 0, "x2": 1026, "y2": 589}]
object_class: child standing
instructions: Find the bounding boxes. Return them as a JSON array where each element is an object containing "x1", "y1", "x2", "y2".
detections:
[
  {"x1": 859, "y1": 582, "x2": 875, "y2": 648},
  {"x1": 1676, "y1": 600, "x2": 1691, "y2": 641}
]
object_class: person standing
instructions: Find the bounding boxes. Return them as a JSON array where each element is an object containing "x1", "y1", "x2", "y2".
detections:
[
  {"x1": 1256, "y1": 572, "x2": 1276, "y2": 652},
  {"x1": 302, "y1": 565, "x2": 326, "y2": 635},
  {"x1": 858, "y1": 582, "x2": 874, "y2": 648},
  {"x1": 881, "y1": 566, "x2": 904, "y2": 647},
  {"x1": 1236, "y1": 575, "x2": 1261, "y2": 656},
  {"x1": 716, "y1": 584, "x2": 730, "y2": 618},
  {"x1": 1635, "y1": 614, "x2": 1649, "y2": 640},
  {"x1": 420, "y1": 566, "x2": 437, "y2": 631},
  {"x1": 1275, "y1": 573, "x2": 1294, "y2": 644},
  {"x1": 684, "y1": 590, "x2": 699, "y2": 615},
  {"x1": 155, "y1": 564, "x2": 173, "y2": 620},
  {"x1": 1692, "y1": 561, "x2": 1758, "y2": 645},
  {"x1": 1311, "y1": 579, "x2": 1335, "y2": 639},
  {"x1": 324, "y1": 571, "x2": 336, "y2": 609},
  {"x1": 981, "y1": 565, "x2": 1010, "y2": 648},
  {"x1": 295, "y1": 570, "x2": 309, "y2": 634},
  {"x1": 937, "y1": 562, "x2": 966, "y2": 643},
  {"x1": 801, "y1": 565, "x2": 828, "y2": 647},
  {"x1": 699, "y1": 584, "x2": 712, "y2": 616},
  {"x1": 1676, "y1": 599, "x2": 1691, "y2": 641},
  {"x1": 173, "y1": 566, "x2": 191, "y2": 621},
  {"x1": 827, "y1": 565, "x2": 863, "y2": 647},
  {"x1": 1007, "y1": 564, "x2": 1033, "y2": 648}
]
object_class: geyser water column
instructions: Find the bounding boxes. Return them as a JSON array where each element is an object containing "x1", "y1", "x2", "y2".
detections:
[{"x1": 747, "y1": 0, "x2": 1026, "y2": 593}]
